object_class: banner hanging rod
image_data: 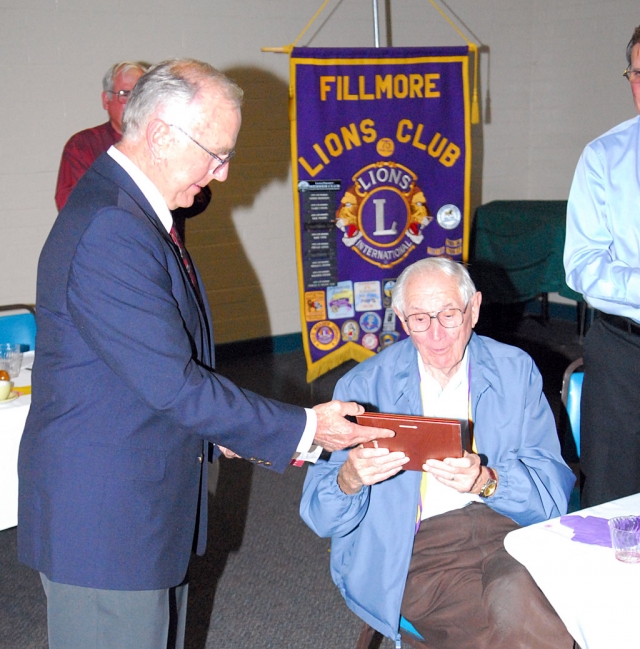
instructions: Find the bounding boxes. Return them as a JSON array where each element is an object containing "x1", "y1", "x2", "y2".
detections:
[{"x1": 372, "y1": 0, "x2": 380, "y2": 47}]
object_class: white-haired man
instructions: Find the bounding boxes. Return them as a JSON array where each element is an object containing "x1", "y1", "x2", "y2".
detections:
[
  {"x1": 301, "y1": 257, "x2": 576, "y2": 648},
  {"x1": 20, "y1": 59, "x2": 388, "y2": 649}
]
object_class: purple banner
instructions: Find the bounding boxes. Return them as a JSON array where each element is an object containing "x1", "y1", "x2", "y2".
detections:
[{"x1": 290, "y1": 47, "x2": 472, "y2": 381}]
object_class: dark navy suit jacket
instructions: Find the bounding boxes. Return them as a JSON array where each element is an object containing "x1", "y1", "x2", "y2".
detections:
[{"x1": 18, "y1": 153, "x2": 306, "y2": 590}]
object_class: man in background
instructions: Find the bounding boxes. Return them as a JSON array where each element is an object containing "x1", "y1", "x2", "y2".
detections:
[
  {"x1": 564, "y1": 25, "x2": 640, "y2": 507},
  {"x1": 55, "y1": 61, "x2": 148, "y2": 211},
  {"x1": 55, "y1": 60, "x2": 208, "y2": 238}
]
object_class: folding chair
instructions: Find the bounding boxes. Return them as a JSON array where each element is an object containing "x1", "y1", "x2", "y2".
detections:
[
  {"x1": 0, "y1": 304, "x2": 37, "y2": 351},
  {"x1": 356, "y1": 616, "x2": 427, "y2": 649}
]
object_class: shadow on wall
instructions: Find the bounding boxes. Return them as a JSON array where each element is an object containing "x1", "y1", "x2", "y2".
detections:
[
  {"x1": 186, "y1": 66, "x2": 292, "y2": 345},
  {"x1": 469, "y1": 44, "x2": 488, "y2": 216}
]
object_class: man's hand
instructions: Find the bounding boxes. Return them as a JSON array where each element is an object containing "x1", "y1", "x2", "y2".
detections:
[
  {"x1": 423, "y1": 451, "x2": 482, "y2": 493},
  {"x1": 312, "y1": 400, "x2": 394, "y2": 452},
  {"x1": 338, "y1": 446, "x2": 409, "y2": 494},
  {"x1": 217, "y1": 445, "x2": 241, "y2": 459}
]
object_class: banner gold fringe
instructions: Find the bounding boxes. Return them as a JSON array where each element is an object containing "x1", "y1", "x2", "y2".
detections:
[{"x1": 306, "y1": 342, "x2": 375, "y2": 383}]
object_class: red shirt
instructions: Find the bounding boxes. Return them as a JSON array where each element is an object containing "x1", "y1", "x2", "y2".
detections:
[
  {"x1": 54, "y1": 121, "x2": 212, "y2": 239},
  {"x1": 55, "y1": 122, "x2": 120, "y2": 211}
]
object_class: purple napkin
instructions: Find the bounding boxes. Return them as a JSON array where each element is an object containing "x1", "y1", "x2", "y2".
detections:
[{"x1": 560, "y1": 515, "x2": 612, "y2": 547}]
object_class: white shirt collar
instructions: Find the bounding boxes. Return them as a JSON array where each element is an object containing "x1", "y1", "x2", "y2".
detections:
[
  {"x1": 107, "y1": 146, "x2": 174, "y2": 234},
  {"x1": 417, "y1": 347, "x2": 469, "y2": 395}
]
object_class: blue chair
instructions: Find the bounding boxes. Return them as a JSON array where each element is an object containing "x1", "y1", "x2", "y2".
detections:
[
  {"x1": 561, "y1": 358, "x2": 583, "y2": 514},
  {"x1": 561, "y1": 358, "x2": 584, "y2": 457},
  {"x1": 0, "y1": 304, "x2": 37, "y2": 351},
  {"x1": 356, "y1": 616, "x2": 426, "y2": 648}
]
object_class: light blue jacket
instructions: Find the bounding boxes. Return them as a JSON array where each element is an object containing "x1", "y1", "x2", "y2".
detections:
[{"x1": 300, "y1": 334, "x2": 575, "y2": 643}]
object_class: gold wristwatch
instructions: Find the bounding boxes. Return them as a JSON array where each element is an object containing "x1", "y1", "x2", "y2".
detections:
[{"x1": 479, "y1": 467, "x2": 498, "y2": 498}]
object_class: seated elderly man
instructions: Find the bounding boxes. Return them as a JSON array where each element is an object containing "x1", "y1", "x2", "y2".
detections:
[{"x1": 301, "y1": 257, "x2": 576, "y2": 649}]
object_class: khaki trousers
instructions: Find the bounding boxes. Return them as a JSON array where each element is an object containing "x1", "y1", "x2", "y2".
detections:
[{"x1": 401, "y1": 503, "x2": 574, "y2": 649}]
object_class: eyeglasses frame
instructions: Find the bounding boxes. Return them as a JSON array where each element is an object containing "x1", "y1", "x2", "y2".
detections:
[
  {"x1": 403, "y1": 303, "x2": 469, "y2": 333},
  {"x1": 623, "y1": 66, "x2": 640, "y2": 84},
  {"x1": 168, "y1": 123, "x2": 235, "y2": 174},
  {"x1": 106, "y1": 89, "x2": 132, "y2": 104}
]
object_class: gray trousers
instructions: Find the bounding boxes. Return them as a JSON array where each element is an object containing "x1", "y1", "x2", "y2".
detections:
[{"x1": 40, "y1": 573, "x2": 188, "y2": 649}]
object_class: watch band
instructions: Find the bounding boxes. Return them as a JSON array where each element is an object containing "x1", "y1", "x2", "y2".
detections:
[{"x1": 479, "y1": 467, "x2": 498, "y2": 498}]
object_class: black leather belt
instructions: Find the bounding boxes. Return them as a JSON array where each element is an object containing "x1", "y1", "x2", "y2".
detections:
[{"x1": 598, "y1": 311, "x2": 640, "y2": 336}]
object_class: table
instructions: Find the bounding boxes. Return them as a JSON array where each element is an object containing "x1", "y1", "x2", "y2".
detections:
[
  {"x1": 0, "y1": 351, "x2": 32, "y2": 531},
  {"x1": 504, "y1": 493, "x2": 640, "y2": 649},
  {"x1": 470, "y1": 200, "x2": 582, "y2": 304}
]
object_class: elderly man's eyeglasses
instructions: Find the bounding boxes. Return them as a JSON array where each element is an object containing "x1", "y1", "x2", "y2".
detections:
[
  {"x1": 404, "y1": 305, "x2": 468, "y2": 333},
  {"x1": 168, "y1": 124, "x2": 235, "y2": 175},
  {"x1": 623, "y1": 67, "x2": 640, "y2": 84},
  {"x1": 107, "y1": 89, "x2": 132, "y2": 104}
]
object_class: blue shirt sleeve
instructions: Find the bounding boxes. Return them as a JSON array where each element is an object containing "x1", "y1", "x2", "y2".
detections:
[{"x1": 564, "y1": 117, "x2": 640, "y2": 319}]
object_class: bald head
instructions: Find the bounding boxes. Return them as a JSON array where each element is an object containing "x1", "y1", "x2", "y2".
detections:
[
  {"x1": 121, "y1": 59, "x2": 243, "y2": 141},
  {"x1": 116, "y1": 59, "x2": 243, "y2": 211}
]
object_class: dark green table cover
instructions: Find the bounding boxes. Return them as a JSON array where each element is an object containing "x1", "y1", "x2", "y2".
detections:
[{"x1": 470, "y1": 200, "x2": 582, "y2": 304}]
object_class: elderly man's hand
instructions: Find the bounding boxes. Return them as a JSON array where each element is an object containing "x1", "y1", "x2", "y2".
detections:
[
  {"x1": 338, "y1": 446, "x2": 410, "y2": 494},
  {"x1": 424, "y1": 451, "x2": 482, "y2": 493},
  {"x1": 312, "y1": 400, "x2": 394, "y2": 452}
]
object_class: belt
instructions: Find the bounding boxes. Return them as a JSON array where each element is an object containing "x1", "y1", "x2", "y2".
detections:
[{"x1": 598, "y1": 311, "x2": 640, "y2": 336}]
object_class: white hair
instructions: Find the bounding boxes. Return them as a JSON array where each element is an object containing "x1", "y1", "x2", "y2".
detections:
[
  {"x1": 392, "y1": 257, "x2": 476, "y2": 313},
  {"x1": 121, "y1": 59, "x2": 243, "y2": 140},
  {"x1": 102, "y1": 61, "x2": 149, "y2": 92}
]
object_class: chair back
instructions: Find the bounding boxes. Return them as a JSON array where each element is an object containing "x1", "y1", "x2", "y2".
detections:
[
  {"x1": 561, "y1": 358, "x2": 584, "y2": 458},
  {"x1": 0, "y1": 304, "x2": 37, "y2": 351},
  {"x1": 356, "y1": 617, "x2": 426, "y2": 649}
]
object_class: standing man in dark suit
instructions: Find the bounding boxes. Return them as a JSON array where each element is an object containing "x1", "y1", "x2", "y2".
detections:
[{"x1": 18, "y1": 59, "x2": 388, "y2": 649}]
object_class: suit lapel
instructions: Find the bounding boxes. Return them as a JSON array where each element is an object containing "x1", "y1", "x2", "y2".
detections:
[{"x1": 91, "y1": 154, "x2": 214, "y2": 366}]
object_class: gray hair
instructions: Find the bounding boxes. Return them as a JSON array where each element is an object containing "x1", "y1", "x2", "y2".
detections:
[
  {"x1": 102, "y1": 61, "x2": 150, "y2": 92},
  {"x1": 626, "y1": 25, "x2": 640, "y2": 66},
  {"x1": 121, "y1": 59, "x2": 244, "y2": 140},
  {"x1": 392, "y1": 257, "x2": 476, "y2": 313}
]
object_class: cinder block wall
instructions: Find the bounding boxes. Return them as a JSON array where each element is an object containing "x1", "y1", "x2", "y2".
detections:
[{"x1": 1, "y1": 1, "x2": 637, "y2": 342}]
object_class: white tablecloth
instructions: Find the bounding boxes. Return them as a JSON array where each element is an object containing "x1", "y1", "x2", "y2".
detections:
[
  {"x1": 504, "y1": 493, "x2": 640, "y2": 649},
  {"x1": 0, "y1": 351, "x2": 32, "y2": 531}
]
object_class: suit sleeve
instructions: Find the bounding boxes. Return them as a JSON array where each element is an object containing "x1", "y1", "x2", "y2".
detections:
[
  {"x1": 67, "y1": 208, "x2": 306, "y2": 472},
  {"x1": 564, "y1": 143, "x2": 640, "y2": 308}
]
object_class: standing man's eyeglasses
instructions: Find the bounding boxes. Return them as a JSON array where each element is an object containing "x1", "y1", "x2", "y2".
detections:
[
  {"x1": 168, "y1": 124, "x2": 235, "y2": 175},
  {"x1": 107, "y1": 89, "x2": 132, "y2": 104},
  {"x1": 623, "y1": 66, "x2": 640, "y2": 84}
]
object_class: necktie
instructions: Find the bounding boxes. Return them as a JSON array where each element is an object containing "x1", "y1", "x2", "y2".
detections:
[{"x1": 170, "y1": 224, "x2": 198, "y2": 290}]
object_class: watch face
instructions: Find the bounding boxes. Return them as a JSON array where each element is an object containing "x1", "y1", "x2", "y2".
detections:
[{"x1": 481, "y1": 480, "x2": 497, "y2": 498}]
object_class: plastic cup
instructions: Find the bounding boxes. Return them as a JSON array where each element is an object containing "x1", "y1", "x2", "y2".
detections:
[
  {"x1": 0, "y1": 343, "x2": 23, "y2": 378},
  {"x1": 0, "y1": 380, "x2": 12, "y2": 401},
  {"x1": 608, "y1": 516, "x2": 640, "y2": 563}
]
